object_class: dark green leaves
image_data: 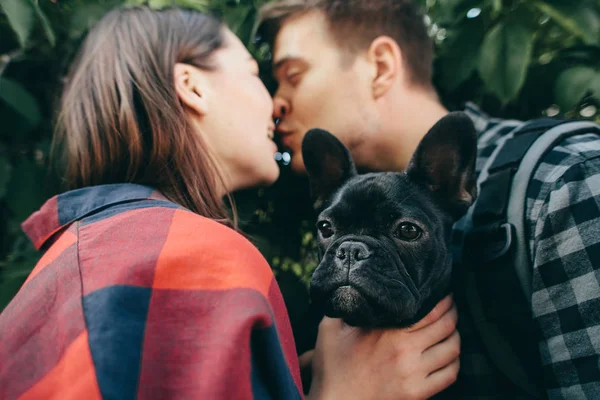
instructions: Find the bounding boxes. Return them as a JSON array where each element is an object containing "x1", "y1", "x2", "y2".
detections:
[
  {"x1": 33, "y1": 1, "x2": 56, "y2": 47},
  {"x1": 0, "y1": 78, "x2": 41, "y2": 141},
  {"x1": 0, "y1": 78, "x2": 41, "y2": 130},
  {"x1": 555, "y1": 66, "x2": 600, "y2": 111},
  {"x1": 222, "y1": 4, "x2": 254, "y2": 44},
  {"x1": 0, "y1": 0, "x2": 55, "y2": 47},
  {"x1": 533, "y1": 1, "x2": 600, "y2": 46},
  {"x1": 437, "y1": 18, "x2": 484, "y2": 92},
  {"x1": 479, "y1": 20, "x2": 535, "y2": 103},
  {"x1": 0, "y1": 155, "x2": 10, "y2": 199},
  {"x1": 432, "y1": 0, "x2": 599, "y2": 114},
  {"x1": 5, "y1": 156, "x2": 48, "y2": 223},
  {"x1": 0, "y1": 0, "x2": 35, "y2": 48}
]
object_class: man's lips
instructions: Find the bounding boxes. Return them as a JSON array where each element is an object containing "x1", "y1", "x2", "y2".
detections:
[{"x1": 278, "y1": 131, "x2": 296, "y2": 150}]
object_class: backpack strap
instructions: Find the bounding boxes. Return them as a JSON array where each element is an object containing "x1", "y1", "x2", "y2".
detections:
[
  {"x1": 458, "y1": 117, "x2": 600, "y2": 398},
  {"x1": 507, "y1": 121, "x2": 600, "y2": 302}
]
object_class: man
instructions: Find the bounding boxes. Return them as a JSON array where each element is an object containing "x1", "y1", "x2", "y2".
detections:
[{"x1": 258, "y1": 0, "x2": 600, "y2": 398}]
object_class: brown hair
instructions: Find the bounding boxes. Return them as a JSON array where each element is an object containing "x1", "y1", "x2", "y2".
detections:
[
  {"x1": 258, "y1": 0, "x2": 434, "y2": 88},
  {"x1": 53, "y1": 6, "x2": 237, "y2": 227}
]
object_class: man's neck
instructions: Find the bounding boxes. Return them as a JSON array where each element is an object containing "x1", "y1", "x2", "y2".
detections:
[{"x1": 361, "y1": 89, "x2": 449, "y2": 173}]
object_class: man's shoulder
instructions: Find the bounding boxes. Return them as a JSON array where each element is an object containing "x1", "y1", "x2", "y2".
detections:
[
  {"x1": 472, "y1": 112, "x2": 600, "y2": 230},
  {"x1": 466, "y1": 101, "x2": 600, "y2": 186},
  {"x1": 529, "y1": 132, "x2": 600, "y2": 196},
  {"x1": 474, "y1": 116, "x2": 600, "y2": 191},
  {"x1": 464, "y1": 103, "x2": 600, "y2": 228}
]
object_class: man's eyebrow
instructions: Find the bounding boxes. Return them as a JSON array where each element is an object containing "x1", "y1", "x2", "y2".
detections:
[{"x1": 272, "y1": 56, "x2": 301, "y2": 74}]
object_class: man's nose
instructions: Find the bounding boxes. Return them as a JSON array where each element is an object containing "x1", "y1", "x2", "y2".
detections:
[{"x1": 272, "y1": 96, "x2": 290, "y2": 119}]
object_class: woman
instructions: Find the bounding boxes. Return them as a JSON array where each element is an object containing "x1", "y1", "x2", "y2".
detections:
[{"x1": 0, "y1": 6, "x2": 459, "y2": 399}]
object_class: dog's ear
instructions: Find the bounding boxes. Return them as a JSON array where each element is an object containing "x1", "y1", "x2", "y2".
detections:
[
  {"x1": 407, "y1": 111, "x2": 477, "y2": 219},
  {"x1": 302, "y1": 128, "x2": 357, "y2": 210}
]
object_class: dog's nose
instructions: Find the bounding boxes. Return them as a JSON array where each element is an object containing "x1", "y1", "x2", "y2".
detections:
[{"x1": 336, "y1": 241, "x2": 371, "y2": 262}]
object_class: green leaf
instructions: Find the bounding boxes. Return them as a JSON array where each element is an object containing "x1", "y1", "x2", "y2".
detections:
[
  {"x1": 124, "y1": 0, "x2": 147, "y2": 6},
  {"x1": 5, "y1": 156, "x2": 47, "y2": 223},
  {"x1": 0, "y1": 0, "x2": 35, "y2": 48},
  {"x1": 144, "y1": 0, "x2": 209, "y2": 10},
  {"x1": 174, "y1": 0, "x2": 210, "y2": 11},
  {"x1": 555, "y1": 66, "x2": 600, "y2": 111},
  {"x1": 478, "y1": 20, "x2": 535, "y2": 103},
  {"x1": 0, "y1": 156, "x2": 11, "y2": 199},
  {"x1": 0, "y1": 77, "x2": 41, "y2": 129},
  {"x1": 148, "y1": 0, "x2": 171, "y2": 9},
  {"x1": 492, "y1": 0, "x2": 503, "y2": 15},
  {"x1": 533, "y1": 1, "x2": 600, "y2": 45},
  {"x1": 69, "y1": 1, "x2": 121, "y2": 39},
  {"x1": 32, "y1": 1, "x2": 56, "y2": 47},
  {"x1": 223, "y1": 5, "x2": 253, "y2": 39},
  {"x1": 437, "y1": 19, "x2": 484, "y2": 92},
  {"x1": 0, "y1": 272, "x2": 27, "y2": 311}
]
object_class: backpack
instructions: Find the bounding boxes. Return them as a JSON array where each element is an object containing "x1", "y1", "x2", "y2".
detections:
[{"x1": 455, "y1": 117, "x2": 600, "y2": 398}]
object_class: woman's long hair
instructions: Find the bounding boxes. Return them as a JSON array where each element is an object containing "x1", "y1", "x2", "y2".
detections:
[{"x1": 54, "y1": 6, "x2": 236, "y2": 227}]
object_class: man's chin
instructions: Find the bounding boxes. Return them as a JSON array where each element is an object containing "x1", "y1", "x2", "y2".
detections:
[{"x1": 290, "y1": 153, "x2": 307, "y2": 174}]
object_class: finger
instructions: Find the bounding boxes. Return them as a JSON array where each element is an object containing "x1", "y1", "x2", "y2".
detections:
[
  {"x1": 422, "y1": 357, "x2": 460, "y2": 398},
  {"x1": 415, "y1": 303, "x2": 458, "y2": 350},
  {"x1": 317, "y1": 317, "x2": 361, "y2": 347},
  {"x1": 299, "y1": 350, "x2": 315, "y2": 370},
  {"x1": 421, "y1": 330, "x2": 460, "y2": 372},
  {"x1": 406, "y1": 295, "x2": 453, "y2": 332},
  {"x1": 317, "y1": 316, "x2": 343, "y2": 337},
  {"x1": 318, "y1": 316, "x2": 340, "y2": 330}
]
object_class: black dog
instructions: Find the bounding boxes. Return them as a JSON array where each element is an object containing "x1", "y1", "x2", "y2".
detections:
[{"x1": 301, "y1": 111, "x2": 477, "y2": 328}]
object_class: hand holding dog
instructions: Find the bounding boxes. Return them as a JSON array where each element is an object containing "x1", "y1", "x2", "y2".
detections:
[{"x1": 307, "y1": 295, "x2": 460, "y2": 400}]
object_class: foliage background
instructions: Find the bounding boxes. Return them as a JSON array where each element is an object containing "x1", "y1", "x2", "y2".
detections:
[{"x1": 1, "y1": 0, "x2": 599, "y2": 340}]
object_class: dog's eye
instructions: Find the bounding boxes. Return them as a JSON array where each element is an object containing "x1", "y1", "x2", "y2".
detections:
[
  {"x1": 395, "y1": 222, "x2": 422, "y2": 241},
  {"x1": 317, "y1": 220, "x2": 334, "y2": 238}
]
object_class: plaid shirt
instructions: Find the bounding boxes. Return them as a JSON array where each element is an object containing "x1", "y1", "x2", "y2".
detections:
[
  {"x1": 0, "y1": 184, "x2": 302, "y2": 399},
  {"x1": 447, "y1": 104, "x2": 600, "y2": 399}
]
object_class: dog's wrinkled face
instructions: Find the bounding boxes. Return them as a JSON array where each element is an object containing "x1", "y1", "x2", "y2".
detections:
[{"x1": 302, "y1": 112, "x2": 478, "y2": 328}]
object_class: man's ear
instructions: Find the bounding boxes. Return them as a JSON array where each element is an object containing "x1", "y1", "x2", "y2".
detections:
[
  {"x1": 301, "y1": 129, "x2": 357, "y2": 211},
  {"x1": 174, "y1": 63, "x2": 209, "y2": 116},
  {"x1": 367, "y1": 36, "x2": 403, "y2": 99},
  {"x1": 406, "y1": 111, "x2": 478, "y2": 219}
]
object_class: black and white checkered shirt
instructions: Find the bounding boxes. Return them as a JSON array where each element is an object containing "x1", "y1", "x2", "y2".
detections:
[{"x1": 447, "y1": 103, "x2": 600, "y2": 399}]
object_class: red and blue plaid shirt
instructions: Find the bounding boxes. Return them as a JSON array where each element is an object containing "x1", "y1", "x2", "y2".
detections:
[{"x1": 0, "y1": 183, "x2": 303, "y2": 399}]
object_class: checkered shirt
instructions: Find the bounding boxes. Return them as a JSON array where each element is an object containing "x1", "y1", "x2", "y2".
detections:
[{"x1": 445, "y1": 103, "x2": 600, "y2": 399}]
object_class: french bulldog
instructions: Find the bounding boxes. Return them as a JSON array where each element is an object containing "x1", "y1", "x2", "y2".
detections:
[{"x1": 301, "y1": 111, "x2": 477, "y2": 328}]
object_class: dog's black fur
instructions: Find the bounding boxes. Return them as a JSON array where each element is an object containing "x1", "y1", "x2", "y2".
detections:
[{"x1": 302, "y1": 112, "x2": 478, "y2": 328}]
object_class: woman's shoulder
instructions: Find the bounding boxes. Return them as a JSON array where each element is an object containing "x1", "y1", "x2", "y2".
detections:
[
  {"x1": 158, "y1": 208, "x2": 268, "y2": 266},
  {"x1": 78, "y1": 205, "x2": 275, "y2": 297},
  {"x1": 152, "y1": 209, "x2": 275, "y2": 296}
]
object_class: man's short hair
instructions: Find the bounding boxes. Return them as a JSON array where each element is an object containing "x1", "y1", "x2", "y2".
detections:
[{"x1": 258, "y1": 0, "x2": 434, "y2": 88}]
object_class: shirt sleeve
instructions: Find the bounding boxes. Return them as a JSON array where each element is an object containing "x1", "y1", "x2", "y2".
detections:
[{"x1": 530, "y1": 157, "x2": 600, "y2": 399}]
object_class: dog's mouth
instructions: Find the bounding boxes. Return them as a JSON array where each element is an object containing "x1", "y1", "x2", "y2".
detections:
[
  {"x1": 322, "y1": 285, "x2": 375, "y2": 326},
  {"x1": 314, "y1": 276, "x2": 422, "y2": 328}
]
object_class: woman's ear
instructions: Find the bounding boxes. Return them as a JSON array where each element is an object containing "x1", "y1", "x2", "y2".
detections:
[
  {"x1": 367, "y1": 36, "x2": 404, "y2": 99},
  {"x1": 174, "y1": 63, "x2": 209, "y2": 116}
]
